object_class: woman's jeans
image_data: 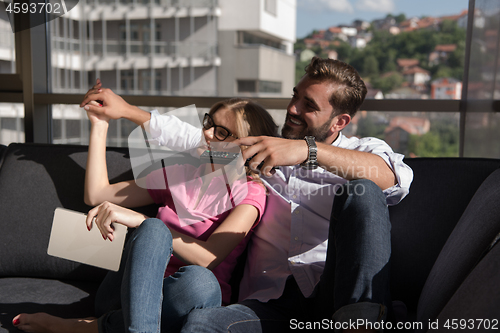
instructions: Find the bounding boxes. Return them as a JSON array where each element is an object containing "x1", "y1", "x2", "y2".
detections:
[
  {"x1": 95, "y1": 218, "x2": 222, "y2": 333},
  {"x1": 181, "y1": 179, "x2": 392, "y2": 332}
]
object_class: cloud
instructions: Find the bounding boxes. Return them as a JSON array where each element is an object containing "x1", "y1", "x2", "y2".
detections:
[
  {"x1": 355, "y1": 0, "x2": 395, "y2": 12},
  {"x1": 297, "y1": 0, "x2": 354, "y2": 13}
]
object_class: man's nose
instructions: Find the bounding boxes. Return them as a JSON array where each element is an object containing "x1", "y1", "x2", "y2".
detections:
[{"x1": 287, "y1": 101, "x2": 301, "y2": 116}]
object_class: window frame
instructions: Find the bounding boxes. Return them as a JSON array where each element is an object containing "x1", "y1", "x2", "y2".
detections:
[{"x1": 0, "y1": 0, "x2": 499, "y2": 158}]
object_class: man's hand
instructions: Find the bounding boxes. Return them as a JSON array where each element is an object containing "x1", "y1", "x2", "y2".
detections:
[
  {"x1": 236, "y1": 136, "x2": 308, "y2": 176},
  {"x1": 86, "y1": 201, "x2": 147, "y2": 241},
  {"x1": 80, "y1": 79, "x2": 136, "y2": 120},
  {"x1": 80, "y1": 79, "x2": 151, "y2": 128}
]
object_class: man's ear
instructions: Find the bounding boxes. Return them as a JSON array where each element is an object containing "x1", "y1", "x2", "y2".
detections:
[{"x1": 331, "y1": 113, "x2": 351, "y2": 132}]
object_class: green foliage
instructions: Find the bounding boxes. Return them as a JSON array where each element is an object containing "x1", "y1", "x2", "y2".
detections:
[
  {"x1": 371, "y1": 72, "x2": 404, "y2": 93},
  {"x1": 326, "y1": 19, "x2": 466, "y2": 84},
  {"x1": 409, "y1": 132, "x2": 442, "y2": 157},
  {"x1": 295, "y1": 60, "x2": 309, "y2": 84},
  {"x1": 363, "y1": 55, "x2": 379, "y2": 77},
  {"x1": 294, "y1": 39, "x2": 306, "y2": 53},
  {"x1": 395, "y1": 13, "x2": 407, "y2": 24},
  {"x1": 408, "y1": 120, "x2": 459, "y2": 157},
  {"x1": 357, "y1": 114, "x2": 386, "y2": 139}
]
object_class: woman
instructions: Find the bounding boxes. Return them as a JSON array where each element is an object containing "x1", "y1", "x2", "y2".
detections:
[{"x1": 13, "y1": 92, "x2": 278, "y2": 333}]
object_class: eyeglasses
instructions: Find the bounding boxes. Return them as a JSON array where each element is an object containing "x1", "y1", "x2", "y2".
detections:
[{"x1": 203, "y1": 113, "x2": 238, "y2": 141}]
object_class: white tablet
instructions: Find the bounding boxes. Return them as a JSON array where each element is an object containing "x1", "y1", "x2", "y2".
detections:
[{"x1": 47, "y1": 207, "x2": 127, "y2": 271}]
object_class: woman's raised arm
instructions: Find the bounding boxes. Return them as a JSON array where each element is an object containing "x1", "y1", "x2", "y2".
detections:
[{"x1": 84, "y1": 110, "x2": 154, "y2": 208}]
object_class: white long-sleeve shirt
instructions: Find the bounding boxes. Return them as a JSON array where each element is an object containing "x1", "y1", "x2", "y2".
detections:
[{"x1": 146, "y1": 110, "x2": 414, "y2": 302}]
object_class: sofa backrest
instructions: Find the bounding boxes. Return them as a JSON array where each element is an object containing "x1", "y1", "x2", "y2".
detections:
[
  {"x1": 0, "y1": 143, "x2": 159, "y2": 281},
  {"x1": 0, "y1": 144, "x2": 6, "y2": 169},
  {"x1": 389, "y1": 157, "x2": 500, "y2": 313}
]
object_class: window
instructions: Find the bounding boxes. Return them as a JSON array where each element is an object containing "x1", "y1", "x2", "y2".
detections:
[
  {"x1": 237, "y1": 80, "x2": 256, "y2": 93},
  {"x1": 259, "y1": 80, "x2": 281, "y2": 93},
  {"x1": 237, "y1": 80, "x2": 282, "y2": 94},
  {"x1": 264, "y1": 0, "x2": 277, "y2": 16},
  {"x1": 239, "y1": 31, "x2": 285, "y2": 52},
  {"x1": 121, "y1": 70, "x2": 135, "y2": 91}
]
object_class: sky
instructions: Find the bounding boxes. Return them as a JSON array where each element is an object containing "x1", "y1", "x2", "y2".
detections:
[{"x1": 296, "y1": 0, "x2": 469, "y2": 38}]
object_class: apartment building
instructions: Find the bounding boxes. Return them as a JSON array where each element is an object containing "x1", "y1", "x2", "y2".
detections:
[{"x1": 0, "y1": 0, "x2": 296, "y2": 145}]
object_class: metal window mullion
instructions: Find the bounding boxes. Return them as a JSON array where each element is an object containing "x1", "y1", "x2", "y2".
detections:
[
  {"x1": 116, "y1": 62, "x2": 120, "y2": 91},
  {"x1": 64, "y1": 17, "x2": 68, "y2": 90},
  {"x1": 10, "y1": 21, "x2": 15, "y2": 73},
  {"x1": 125, "y1": 15, "x2": 130, "y2": 58},
  {"x1": 89, "y1": 16, "x2": 94, "y2": 55},
  {"x1": 102, "y1": 13, "x2": 107, "y2": 58},
  {"x1": 190, "y1": 12, "x2": 194, "y2": 88},
  {"x1": 134, "y1": 65, "x2": 138, "y2": 93},
  {"x1": 17, "y1": 8, "x2": 52, "y2": 143},
  {"x1": 175, "y1": 15, "x2": 179, "y2": 57},
  {"x1": 80, "y1": 2, "x2": 86, "y2": 92},
  {"x1": 459, "y1": 0, "x2": 476, "y2": 158},
  {"x1": 179, "y1": 64, "x2": 182, "y2": 94},
  {"x1": 150, "y1": 8, "x2": 155, "y2": 94},
  {"x1": 166, "y1": 64, "x2": 171, "y2": 94},
  {"x1": 69, "y1": 18, "x2": 74, "y2": 91}
]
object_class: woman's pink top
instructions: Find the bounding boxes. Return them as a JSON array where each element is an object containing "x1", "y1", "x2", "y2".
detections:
[{"x1": 146, "y1": 164, "x2": 266, "y2": 304}]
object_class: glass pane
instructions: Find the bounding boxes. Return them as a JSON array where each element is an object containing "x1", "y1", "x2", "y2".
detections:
[
  {"x1": 0, "y1": 103, "x2": 24, "y2": 145},
  {"x1": 353, "y1": 111, "x2": 460, "y2": 157},
  {"x1": 52, "y1": 105, "x2": 205, "y2": 147},
  {"x1": 463, "y1": 0, "x2": 500, "y2": 158},
  {"x1": 295, "y1": 0, "x2": 468, "y2": 100},
  {"x1": 49, "y1": 1, "x2": 220, "y2": 96},
  {"x1": 0, "y1": 5, "x2": 15, "y2": 73}
]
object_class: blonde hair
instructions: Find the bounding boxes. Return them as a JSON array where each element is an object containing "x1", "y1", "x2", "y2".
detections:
[{"x1": 209, "y1": 98, "x2": 278, "y2": 184}]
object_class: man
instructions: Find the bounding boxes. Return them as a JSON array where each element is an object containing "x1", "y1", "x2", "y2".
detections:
[{"x1": 82, "y1": 57, "x2": 413, "y2": 332}]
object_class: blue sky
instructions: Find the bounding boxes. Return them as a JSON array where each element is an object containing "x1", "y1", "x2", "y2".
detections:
[{"x1": 296, "y1": 0, "x2": 469, "y2": 38}]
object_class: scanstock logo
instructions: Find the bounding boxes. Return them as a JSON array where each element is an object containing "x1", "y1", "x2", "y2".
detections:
[{"x1": 1, "y1": 0, "x2": 79, "y2": 33}]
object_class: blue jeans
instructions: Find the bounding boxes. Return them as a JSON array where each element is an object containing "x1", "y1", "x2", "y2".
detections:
[
  {"x1": 95, "y1": 218, "x2": 222, "y2": 333},
  {"x1": 181, "y1": 179, "x2": 392, "y2": 332}
]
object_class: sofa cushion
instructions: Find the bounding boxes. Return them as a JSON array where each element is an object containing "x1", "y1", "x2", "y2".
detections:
[
  {"x1": 389, "y1": 158, "x2": 500, "y2": 313},
  {"x1": 431, "y1": 242, "x2": 500, "y2": 332},
  {"x1": 0, "y1": 143, "x2": 158, "y2": 281},
  {"x1": 0, "y1": 277, "x2": 99, "y2": 333},
  {"x1": 416, "y1": 167, "x2": 500, "y2": 327}
]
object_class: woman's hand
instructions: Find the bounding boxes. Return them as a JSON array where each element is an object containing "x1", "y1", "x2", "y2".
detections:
[
  {"x1": 86, "y1": 201, "x2": 148, "y2": 241},
  {"x1": 81, "y1": 79, "x2": 136, "y2": 121}
]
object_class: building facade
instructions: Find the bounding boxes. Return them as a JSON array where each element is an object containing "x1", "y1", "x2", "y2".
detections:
[{"x1": 0, "y1": 0, "x2": 296, "y2": 145}]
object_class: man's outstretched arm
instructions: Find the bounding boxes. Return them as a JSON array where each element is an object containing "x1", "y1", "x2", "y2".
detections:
[{"x1": 237, "y1": 136, "x2": 398, "y2": 191}]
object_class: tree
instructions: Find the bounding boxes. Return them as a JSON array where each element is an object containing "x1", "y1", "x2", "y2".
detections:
[
  {"x1": 395, "y1": 13, "x2": 406, "y2": 24},
  {"x1": 363, "y1": 55, "x2": 379, "y2": 78},
  {"x1": 408, "y1": 132, "x2": 442, "y2": 157},
  {"x1": 295, "y1": 60, "x2": 309, "y2": 84},
  {"x1": 357, "y1": 114, "x2": 386, "y2": 139},
  {"x1": 371, "y1": 72, "x2": 404, "y2": 93}
]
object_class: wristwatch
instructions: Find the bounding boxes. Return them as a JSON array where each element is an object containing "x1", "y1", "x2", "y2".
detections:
[{"x1": 300, "y1": 136, "x2": 319, "y2": 170}]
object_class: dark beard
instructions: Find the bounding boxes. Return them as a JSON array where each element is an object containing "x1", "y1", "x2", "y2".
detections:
[{"x1": 281, "y1": 116, "x2": 332, "y2": 143}]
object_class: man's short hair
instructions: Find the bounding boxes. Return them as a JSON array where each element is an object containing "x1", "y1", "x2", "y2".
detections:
[{"x1": 304, "y1": 57, "x2": 367, "y2": 117}]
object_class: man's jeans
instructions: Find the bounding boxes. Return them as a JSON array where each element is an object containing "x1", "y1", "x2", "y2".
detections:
[
  {"x1": 95, "y1": 218, "x2": 222, "y2": 333},
  {"x1": 181, "y1": 179, "x2": 392, "y2": 332}
]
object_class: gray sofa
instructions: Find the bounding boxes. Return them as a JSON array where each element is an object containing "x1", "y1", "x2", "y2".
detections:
[{"x1": 0, "y1": 142, "x2": 499, "y2": 332}]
